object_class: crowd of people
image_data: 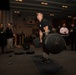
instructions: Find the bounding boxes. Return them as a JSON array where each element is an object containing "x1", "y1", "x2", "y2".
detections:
[
  {"x1": 0, "y1": 23, "x2": 13, "y2": 54},
  {"x1": 0, "y1": 21, "x2": 76, "y2": 54},
  {"x1": 56, "y1": 23, "x2": 76, "y2": 50}
]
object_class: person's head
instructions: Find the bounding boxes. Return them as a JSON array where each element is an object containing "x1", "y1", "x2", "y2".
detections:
[
  {"x1": 0, "y1": 23, "x2": 3, "y2": 29},
  {"x1": 58, "y1": 25, "x2": 61, "y2": 29},
  {"x1": 71, "y1": 23, "x2": 74, "y2": 27},
  {"x1": 37, "y1": 12, "x2": 43, "y2": 22},
  {"x1": 62, "y1": 23, "x2": 66, "y2": 27},
  {"x1": 7, "y1": 23, "x2": 11, "y2": 28}
]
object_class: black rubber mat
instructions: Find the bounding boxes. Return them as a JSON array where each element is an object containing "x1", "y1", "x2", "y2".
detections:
[
  {"x1": 32, "y1": 55, "x2": 63, "y2": 75},
  {"x1": 14, "y1": 52, "x2": 25, "y2": 55}
]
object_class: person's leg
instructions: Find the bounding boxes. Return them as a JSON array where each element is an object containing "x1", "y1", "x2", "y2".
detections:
[
  {"x1": 41, "y1": 44, "x2": 50, "y2": 62},
  {"x1": 6, "y1": 39, "x2": 12, "y2": 52},
  {"x1": 40, "y1": 33, "x2": 50, "y2": 62},
  {"x1": 70, "y1": 38, "x2": 74, "y2": 50},
  {"x1": 43, "y1": 52, "x2": 49, "y2": 60},
  {"x1": 8, "y1": 38, "x2": 13, "y2": 52},
  {"x1": 1, "y1": 44, "x2": 4, "y2": 54},
  {"x1": 10, "y1": 38, "x2": 14, "y2": 52},
  {"x1": 74, "y1": 38, "x2": 76, "y2": 51},
  {"x1": 63, "y1": 36, "x2": 67, "y2": 49},
  {"x1": 10, "y1": 38, "x2": 13, "y2": 48},
  {"x1": 42, "y1": 45, "x2": 49, "y2": 59}
]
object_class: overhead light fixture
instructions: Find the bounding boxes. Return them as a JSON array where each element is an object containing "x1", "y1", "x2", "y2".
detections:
[
  {"x1": 50, "y1": 14, "x2": 54, "y2": 16},
  {"x1": 14, "y1": 11, "x2": 20, "y2": 13},
  {"x1": 19, "y1": 0, "x2": 22, "y2": 1},
  {"x1": 68, "y1": 16, "x2": 71, "y2": 18},
  {"x1": 15, "y1": 0, "x2": 18, "y2": 1},
  {"x1": 62, "y1": 5, "x2": 68, "y2": 8},
  {"x1": 45, "y1": 2, "x2": 48, "y2": 5},
  {"x1": 41, "y1": 2, "x2": 48, "y2": 5},
  {"x1": 15, "y1": 0, "x2": 22, "y2": 2},
  {"x1": 41, "y1": 2, "x2": 45, "y2": 5}
]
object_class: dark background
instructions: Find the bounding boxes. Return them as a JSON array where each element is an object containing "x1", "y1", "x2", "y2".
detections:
[{"x1": 0, "y1": 0, "x2": 10, "y2": 10}]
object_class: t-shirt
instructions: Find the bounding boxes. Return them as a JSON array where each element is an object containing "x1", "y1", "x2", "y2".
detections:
[
  {"x1": 69, "y1": 26, "x2": 76, "y2": 37},
  {"x1": 60, "y1": 27, "x2": 69, "y2": 34},
  {"x1": 5, "y1": 27, "x2": 13, "y2": 39},
  {"x1": 38, "y1": 19, "x2": 51, "y2": 32}
]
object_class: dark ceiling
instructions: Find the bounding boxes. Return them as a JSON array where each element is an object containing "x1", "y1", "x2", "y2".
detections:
[{"x1": 10, "y1": 0, "x2": 76, "y2": 18}]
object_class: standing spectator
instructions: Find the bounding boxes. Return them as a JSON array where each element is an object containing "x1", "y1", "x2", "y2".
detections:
[
  {"x1": 0, "y1": 23, "x2": 7, "y2": 54},
  {"x1": 69, "y1": 23, "x2": 76, "y2": 50},
  {"x1": 57, "y1": 25, "x2": 61, "y2": 33},
  {"x1": 0, "y1": 23, "x2": 4, "y2": 54},
  {"x1": 60, "y1": 23, "x2": 69, "y2": 49},
  {"x1": 5, "y1": 23, "x2": 13, "y2": 53}
]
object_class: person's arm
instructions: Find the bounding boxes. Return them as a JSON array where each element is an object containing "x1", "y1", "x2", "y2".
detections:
[
  {"x1": 43, "y1": 26, "x2": 50, "y2": 35},
  {"x1": 66, "y1": 28, "x2": 69, "y2": 34},
  {"x1": 39, "y1": 30, "x2": 43, "y2": 43},
  {"x1": 43, "y1": 26, "x2": 49, "y2": 32}
]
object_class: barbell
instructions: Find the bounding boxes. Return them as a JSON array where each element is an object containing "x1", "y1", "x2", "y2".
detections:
[{"x1": 33, "y1": 33, "x2": 66, "y2": 54}]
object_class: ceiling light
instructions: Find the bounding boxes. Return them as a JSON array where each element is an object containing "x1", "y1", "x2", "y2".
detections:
[
  {"x1": 19, "y1": 0, "x2": 22, "y2": 2},
  {"x1": 45, "y1": 2, "x2": 48, "y2": 5},
  {"x1": 64, "y1": 6, "x2": 67, "y2": 8},
  {"x1": 62, "y1": 5, "x2": 68, "y2": 8},
  {"x1": 50, "y1": 14, "x2": 54, "y2": 16},
  {"x1": 41, "y1": 2, "x2": 48, "y2": 5},
  {"x1": 68, "y1": 16, "x2": 71, "y2": 18},
  {"x1": 14, "y1": 11, "x2": 20, "y2": 13},
  {"x1": 15, "y1": 0, "x2": 18, "y2": 1},
  {"x1": 62, "y1": 6, "x2": 64, "y2": 7},
  {"x1": 41, "y1": 2, "x2": 45, "y2": 4},
  {"x1": 15, "y1": 0, "x2": 22, "y2": 2}
]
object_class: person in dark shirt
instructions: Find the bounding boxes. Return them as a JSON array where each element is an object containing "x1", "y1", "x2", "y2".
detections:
[
  {"x1": 37, "y1": 12, "x2": 52, "y2": 62},
  {"x1": 69, "y1": 23, "x2": 76, "y2": 50},
  {"x1": 5, "y1": 23, "x2": 13, "y2": 52},
  {"x1": 0, "y1": 23, "x2": 6, "y2": 54}
]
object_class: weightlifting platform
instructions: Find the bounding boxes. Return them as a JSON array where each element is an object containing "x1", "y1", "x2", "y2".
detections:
[{"x1": 32, "y1": 55, "x2": 63, "y2": 75}]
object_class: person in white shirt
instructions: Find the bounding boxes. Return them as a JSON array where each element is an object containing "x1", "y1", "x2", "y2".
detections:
[
  {"x1": 59, "y1": 23, "x2": 69, "y2": 49},
  {"x1": 60, "y1": 23, "x2": 69, "y2": 35}
]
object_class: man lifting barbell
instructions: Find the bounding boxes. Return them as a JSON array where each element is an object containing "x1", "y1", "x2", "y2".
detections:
[
  {"x1": 35, "y1": 12, "x2": 66, "y2": 62},
  {"x1": 37, "y1": 12, "x2": 52, "y2": 62}
]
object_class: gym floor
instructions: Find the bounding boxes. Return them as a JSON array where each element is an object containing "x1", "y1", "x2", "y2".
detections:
[{"x1": 0, "y1": 46, "x2": 76, "y2": 75}]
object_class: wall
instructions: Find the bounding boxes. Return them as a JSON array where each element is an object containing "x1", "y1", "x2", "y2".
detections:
[
  {"x1": 0, "y1": 10, "x2": 13, "y2": 30},
  {"x1": 2, "y1": 10, "x2": 71, "y2": 35},
  {"x1": 13, "y1": 14, "x2": 39, "y2": 35}
]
